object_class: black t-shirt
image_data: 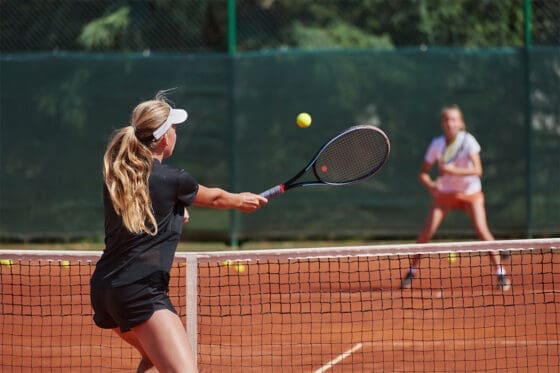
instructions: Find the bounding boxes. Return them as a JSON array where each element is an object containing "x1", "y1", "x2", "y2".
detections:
[{"x1": 92, "y1": 160, "x2": 198, "y2": 287}]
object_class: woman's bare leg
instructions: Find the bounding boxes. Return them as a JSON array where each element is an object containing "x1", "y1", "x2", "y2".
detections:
[
  {"x1": 464, "y1": 198, "x2": 500, "y2": 266},
  {"x1": 132, "y1": 309, "x2": 197, "y2": 373},
  {"x1": 114, "y1": 328, "x2": 158, "y2": 373},
  {"x1": 465, "y1": 198, "x2": 510, "y2": 290},
  {"x1": 402, "y1": 205, "x2": 448, "y2": 288}
]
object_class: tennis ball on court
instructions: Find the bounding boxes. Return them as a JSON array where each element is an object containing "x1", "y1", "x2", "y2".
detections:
[
  {"x1": 60, "y1": 260, "x2": 71, "y2": 268},
  {"x1": 296, "y1": 112, "x2": 312, "y2": 128},
  {"x1": 234, "y1": 264, "x2": 246, "y2": 273},
  {"x1": 448, "y1": 253, "x2": 457, "y2": 264},
  {"x1": 0, "y1": 259, "x2": 13, "y2": 267}
]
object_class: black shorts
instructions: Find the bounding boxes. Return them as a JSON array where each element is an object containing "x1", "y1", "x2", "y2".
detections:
[{"x1": 90, "y1": 271, "x2": 177, "y2": 332}]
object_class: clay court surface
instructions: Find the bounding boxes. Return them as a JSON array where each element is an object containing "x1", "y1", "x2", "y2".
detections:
[{"x1": 1, "y1": 249, "x2": 558, "y2": 372}]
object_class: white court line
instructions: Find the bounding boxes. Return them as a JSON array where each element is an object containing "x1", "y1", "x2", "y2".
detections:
[
  {"x1": 311, "y1": 339, "x2": 558, "y2": 372},
  {"x1": 313, "y1": 342, "x2": 363, "y2": 373},
  {"x1": 380, "y1": 339, "x2": 560, "y2": 348}
]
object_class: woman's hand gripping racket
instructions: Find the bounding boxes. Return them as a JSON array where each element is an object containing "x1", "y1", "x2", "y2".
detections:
[{"x1": 260, "y1": 125, "x2": 390, "y2": 199}]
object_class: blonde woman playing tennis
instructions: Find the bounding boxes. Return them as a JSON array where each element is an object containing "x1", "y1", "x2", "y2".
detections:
[
  {"x1": 401, "y1": 105, "x2": 510, "y2": 291},
  {"x1": 91, "y1": 91, "x2": 267, "y2": 372}
]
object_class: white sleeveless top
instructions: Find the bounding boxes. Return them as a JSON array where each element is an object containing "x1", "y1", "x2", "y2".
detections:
[{"x1": 424, "y1": 131, "x2": 482, "y2": 194}]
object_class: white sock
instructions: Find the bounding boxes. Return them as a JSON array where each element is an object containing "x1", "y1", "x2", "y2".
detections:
[{"x1": 496, "y1": 266, "x2": 506, "y2": 276}]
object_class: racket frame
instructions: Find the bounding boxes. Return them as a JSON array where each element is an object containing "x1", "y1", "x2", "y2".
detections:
[{"x1": 261, "y1": 125, "x2": 390, "y2": 198}]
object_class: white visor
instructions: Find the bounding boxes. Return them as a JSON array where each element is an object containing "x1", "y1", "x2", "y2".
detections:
[{"x1": 152, "y1": 106, "x2": 188, "y2": 140}]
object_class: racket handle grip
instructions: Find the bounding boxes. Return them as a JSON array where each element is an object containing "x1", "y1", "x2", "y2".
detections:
[{"x1": 260, "y1": 185, "x2": 285, "y2": 199}]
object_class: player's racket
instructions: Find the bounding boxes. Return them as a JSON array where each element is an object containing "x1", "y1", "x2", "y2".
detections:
[
  {"x1": 442, "y1": 131, "x2": 467, "y2": 163},
  {"x1": 260, "y1": 125, "x2": 390, "y2": 199}
]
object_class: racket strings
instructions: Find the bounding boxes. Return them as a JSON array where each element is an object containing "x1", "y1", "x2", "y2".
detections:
[{"x1": 314, "y1": 128, "x2": 389, "y2": 184}]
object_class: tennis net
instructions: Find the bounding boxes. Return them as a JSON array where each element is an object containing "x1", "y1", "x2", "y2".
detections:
[{"x1": 1, "y1": 238, "x2": 559, "y2": 372}]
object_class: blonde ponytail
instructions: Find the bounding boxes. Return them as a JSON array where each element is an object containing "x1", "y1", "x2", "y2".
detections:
[{"x1": 103, "y1": 96, "x2": 173, "y2": 235}]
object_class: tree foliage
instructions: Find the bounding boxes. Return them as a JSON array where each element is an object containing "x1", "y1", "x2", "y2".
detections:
[
  {"x1": 1, "y1": 0, "x2": 556, "y2": 52},
  {"x1": 78, "y1": 6, "x2": 130, "y2": 50}
]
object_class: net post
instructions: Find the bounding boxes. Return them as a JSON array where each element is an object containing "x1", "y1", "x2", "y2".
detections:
[{"x1": 185, "y1": 254, "x2": 198, "y2": 368}]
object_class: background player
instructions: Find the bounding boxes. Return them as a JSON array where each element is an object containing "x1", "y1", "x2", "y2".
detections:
[{"x1": 401, "y1": 105, "x2": 510, "y2": 291}]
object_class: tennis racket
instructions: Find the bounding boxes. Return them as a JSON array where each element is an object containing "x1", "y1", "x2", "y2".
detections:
[
  {"x1": 442, "y1": 131, "x2": 467, "y2": 164},
  {"x1": 260, "y1": 125, "x2": 390, "y2": 199}
]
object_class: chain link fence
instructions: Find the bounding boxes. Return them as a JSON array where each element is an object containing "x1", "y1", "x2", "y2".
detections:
[
  {"x1": 1, "y1": 0, "x2": 559, "y2": 53},
  {"x1": 532, "y1": 0, "x2": 560, "y2": 45}
]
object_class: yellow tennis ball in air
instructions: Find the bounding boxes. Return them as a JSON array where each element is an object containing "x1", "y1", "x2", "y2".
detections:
[
  {"x1": 60, "y1": 260, "x2": 71, "y2": 268},
  {"x1": 448, "y1": 253, "x2": 457, "y2": 264},
  {"x1": 296, "y1": 112, "x2": 312, "y2": 128},
  {"x1": 0, "y1": 259, "x2": 13, "y2": 267},
  {"x1": 234, "y1": 264, "x2": 246, "y2": 273}
]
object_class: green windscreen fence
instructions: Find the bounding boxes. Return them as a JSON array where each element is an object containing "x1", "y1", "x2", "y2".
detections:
[{"x1": 1, "y1": 48, "x2": 559, "y2": 241}]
